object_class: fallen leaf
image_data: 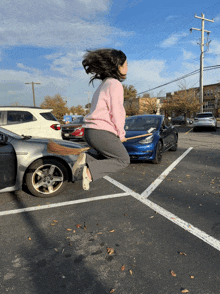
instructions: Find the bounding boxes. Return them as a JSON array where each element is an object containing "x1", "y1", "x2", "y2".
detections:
[
  {"x1": 53, "y1": 220, "x2": 58, "y2": 223},
  {"x1": 51, "y1": 223, "x2": 56, "y2": 225},
  {"x1": 69, "y1": 243, "x2": 72, "y2": 246},
  {"x1": 75, "y1": 224, "x2": 81, "y2": 228},
  {"x1": 179, "y1": 252, "x2": 187, "y2": 256},
  {"x1": 66, "y1": 229, "x2": 72, "y2": 231},
  {"x1": 97, "y1": 232, "x2": 102, "y2": 234},
  {"x1": 178, "y1": 181, "x2": 182, "y2": 183},
  {"x1": 121, "y1": 265, "x2": 125, "y2": 271},
  {"x1": 54, "y1": 248, "x2": 58, "y2": 252},
  {"x1": 28, "y1": 237, "x2": 31, "y2": 241},
  {"x1": 73, "y1": 230, "x2": 76, "y2": 233},
  {"x1": 171, "y1": 270, "x2": 176, "y2": 277},
  {"x1": 110, "y1": 289, "x2": 115, "y2": 293},
  {"x1": 181, "y1": 290, "x2": 189, "y2": 293},
  {"x1": 109, "y1": 230, "x2": 115, "y2": 233},
  {"x1": 190, "y1": 276, "x2": 194, "y2": 279},
  {"x1": 149, "y1": 216, "x2": 154, "y2": 218},
  {"x1": 107, "y1": 248, "x2": 114, "y2": 255},
  {"x1": 129, "y1": 270, "x2": 133, "y2": 275}
]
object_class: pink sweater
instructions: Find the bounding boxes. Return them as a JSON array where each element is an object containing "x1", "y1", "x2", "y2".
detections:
[{"x1": 83, "y1": 78, "x2": 126, "y2": 140}]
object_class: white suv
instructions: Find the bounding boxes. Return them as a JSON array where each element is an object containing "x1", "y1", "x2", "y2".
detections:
[
  {"x1": 193, "y1": 112, "x2": 217, "y2": 132},
  {"x1": 0, "y1": 107, "x2": 62, "y2": 139}
]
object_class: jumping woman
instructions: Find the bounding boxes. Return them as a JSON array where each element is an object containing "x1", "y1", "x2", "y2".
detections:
[{"x1": 72, "y1": 48, "x2": 130, "y2": 190}]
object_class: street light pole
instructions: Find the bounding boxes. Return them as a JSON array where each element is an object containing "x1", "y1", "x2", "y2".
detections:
[
  {"x1": 84, "y1": 91, "x2": 93, "y2": 109},
  {"x1": 25, "y1": 82, "x2": 41, "y2": 107}
]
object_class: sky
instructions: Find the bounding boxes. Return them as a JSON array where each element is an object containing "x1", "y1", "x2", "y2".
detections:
[{"x1": 0, "y1": 0, "x2": 220, "y2": 109}]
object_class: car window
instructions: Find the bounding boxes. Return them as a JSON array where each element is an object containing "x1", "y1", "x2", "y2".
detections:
[
  {"x1": 164, "y1": 118, "x2": 170, "y2": 127},
  {"x1": 40, "y1": 112, "x2": 58, "y2": 121},
  {"x1": 71, "y1": 117, "x2": 84, "y2": 124},
  {"x1": 0, "y1": 111, "x2": 3, "y2": 125},
  {"x1": 125, "y1": 116, "x2": 161, "y2": 131},
  {"x1": 7, "y1": 111, "x2": 36, "y2": 125},
  {"x1": 196, "y1": 113, "x2": 213, "y2": 118}
]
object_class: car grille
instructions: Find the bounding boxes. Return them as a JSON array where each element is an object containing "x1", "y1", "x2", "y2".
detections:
[{"x1": 62, "y1": 128, "x2": 76, "y2": 134}]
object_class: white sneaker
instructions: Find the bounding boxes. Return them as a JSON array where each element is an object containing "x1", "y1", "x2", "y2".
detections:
[
  {"x1": 82, "y1": 166, "x2": 92, "y2": 190},
  {"x1": 72, "y1": 153, "x2": 86, "y2": 181}
]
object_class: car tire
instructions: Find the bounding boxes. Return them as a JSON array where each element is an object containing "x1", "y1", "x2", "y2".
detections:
[
  {"x1": 169, "y1": 136, "x2": 178, "y2": 151},
  {"x1": 152, "y1": 140, "x2": 163, "y2": 164},
  {"x1": 193, "y1": 127, "x2": 197, "y2": 132},
  {"x1": 213, "y1": 126, "x2": 217, "y2": 132},
  {"x1": 25, "y1": 158, "x2": 69, "y2": 198}
]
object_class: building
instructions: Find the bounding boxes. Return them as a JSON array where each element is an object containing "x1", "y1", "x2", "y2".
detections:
[{"x1": 166, "y1": 82, "x2": 220, "y2": 117}]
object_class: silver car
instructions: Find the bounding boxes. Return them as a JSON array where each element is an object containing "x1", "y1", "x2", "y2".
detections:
[
  {"x1": 0, "y1": 127, "x2": 82, "y2": 198},
  {"x1": 193, "y1": 112, "x2": 217, "y2": 131}
]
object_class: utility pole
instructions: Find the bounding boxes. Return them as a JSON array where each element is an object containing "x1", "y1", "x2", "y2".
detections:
[
  {"x1": 84, "y1": 91, "x2": 93, "y2": 109},
  {"x1": 25, "y1": 82, "x2": 41, "y2": 107},
  {"x1": 190, "y1": 13, "x2": 214, "y2": 113}
]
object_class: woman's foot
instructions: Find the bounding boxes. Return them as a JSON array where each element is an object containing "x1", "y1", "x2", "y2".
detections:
[
  {"x1": 72, "y1": 153, "x2": 86, "y2": 181},
  {"x1": 82, "y1": 166, "x2": 92, "y2": 190}
]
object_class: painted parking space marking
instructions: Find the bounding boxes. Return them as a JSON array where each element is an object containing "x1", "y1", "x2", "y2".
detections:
[
  {"x1": 140, "y1": 147, "x2": 193, "y2": 199},
  {"x1": 132, "y1": 196, "x2": 220, "y2": 252},
  {"x1": 0, "y1": 192, "x2": 129, "y2": 216}
]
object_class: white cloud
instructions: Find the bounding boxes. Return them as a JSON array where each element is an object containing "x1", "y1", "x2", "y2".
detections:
[
  {"x1": 0, "y1": 0, "x2": 132, "y2": 48},
  {"x1": 160, "y1": 33, "x2": 188, "y2": 48},
  {"x1": 182, "y1": 49, "x2": 196, "y2": 60}
]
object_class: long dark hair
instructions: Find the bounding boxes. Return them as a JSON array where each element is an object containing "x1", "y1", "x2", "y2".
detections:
[{"x1": 82, "y1": 48, "x2": 127, "y2": 84}]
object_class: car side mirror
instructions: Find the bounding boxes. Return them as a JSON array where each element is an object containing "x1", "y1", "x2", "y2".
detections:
[{"x1": 0, "y1": 134, "x2": 8, "y2": 144}]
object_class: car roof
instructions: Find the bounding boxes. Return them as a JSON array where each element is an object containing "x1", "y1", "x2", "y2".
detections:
[
  {"x1": 126, "y1": 114, "x2": 163, "y2": 118},
  {"x1": 0, "y1": 106, "x2": 53, "y2": 112}
]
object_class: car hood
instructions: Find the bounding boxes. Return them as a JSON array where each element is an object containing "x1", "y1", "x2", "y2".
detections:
[
  {"x1": 62, "y1": 124, "x2": 83, "y2": 129},
  {"x1": 124, "y1": 130, "x2": 154, "y2": 143},
  {"x1": 23, "y1": 137, "x2": 83, "y2": 149}
]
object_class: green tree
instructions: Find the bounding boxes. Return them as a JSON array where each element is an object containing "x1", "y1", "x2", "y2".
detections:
[{"x1": 40, "y1": 94, "x2": 69, "y2": 121}]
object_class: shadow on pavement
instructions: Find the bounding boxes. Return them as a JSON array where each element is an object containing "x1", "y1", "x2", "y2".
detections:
[{"x1": 8, "y1": 192, "x2": 111, "y2": 294}]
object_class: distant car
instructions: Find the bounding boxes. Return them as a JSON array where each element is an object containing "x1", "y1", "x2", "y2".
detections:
[
  {"x1": 0, "y1": 106, "x2": 62, "y2": 140},
  {"x1": 0, "y1": 127, "x2": 83, "y2": 198},
  {"x1": 62, "y1": 116, "x2": 85, "y2": 140},
  {"x1": 193, "y1": 112, "x2": 217, "y2": 131},
  {"x1": 171, "y1": 116, "x2": 193, "y2": 125},
  {"x1": 123, "y1": 115, "x2": 178, "y2": 164}
]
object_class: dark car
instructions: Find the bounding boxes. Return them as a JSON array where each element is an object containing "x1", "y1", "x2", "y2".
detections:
[
  {"x1": 123, "y1": 115, "x2": 178, "y2": 164},
  {"x1": 62, "y1": 116, "x2": 85, "y2": 140},
  {"x1": 171, "y1": 116, "x2": 193, "y2": 125},
  {"x1": 0, "y1": 127, "x2": 83, "y2": 198}
]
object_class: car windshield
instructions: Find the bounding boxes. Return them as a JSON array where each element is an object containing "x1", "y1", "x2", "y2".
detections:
[
  {"x1": 196, "y1": 113, "x2": 213, "y2": 118},
  {"x1": 0, "y1": 127, "x2": 22, "y2": 139},
  {"x1": 71, "y1": 117, "x2": 84, "y2": 124},
  {"x1": 125, "y1": 116, "x2": 161, "y2": 131}
]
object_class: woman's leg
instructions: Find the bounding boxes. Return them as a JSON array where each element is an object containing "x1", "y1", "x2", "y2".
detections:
[{"x1": 84, "y1": 128, "x2": 130, "y2": 182}]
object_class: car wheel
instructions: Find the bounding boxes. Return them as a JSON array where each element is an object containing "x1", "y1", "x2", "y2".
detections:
[
  {"x1": 193, "y1": 127, "x2": 197, "y2": 132},
  {"x1": 152, "y1": 141, "x2": 163, "y2": 164},
  {"x1": 213, "y1": 126, "x2": 217, "y2": 132},
  {"x1": 169, "y1": 136, "x2": 178, "y2": 151},
  {"x1": 25, "y1": 158, "x2": 69, "y2": 198}
]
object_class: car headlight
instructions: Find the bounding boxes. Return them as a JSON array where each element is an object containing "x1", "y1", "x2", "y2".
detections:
[{"x1": 139, "y1": 135, "x2": 154, "y2": 144}]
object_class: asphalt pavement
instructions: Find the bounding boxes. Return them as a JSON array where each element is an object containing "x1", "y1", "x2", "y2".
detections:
[{"x1": 0, "y1": 127, "x2": 220, "y2": 294}]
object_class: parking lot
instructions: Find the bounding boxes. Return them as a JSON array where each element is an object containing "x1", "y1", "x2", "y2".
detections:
[{"x1": 0, "y1": 127, "x2": 220, "y2": 294}]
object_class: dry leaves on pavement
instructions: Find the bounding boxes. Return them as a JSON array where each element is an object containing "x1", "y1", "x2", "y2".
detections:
[
  {"x1": 170, "y1": 270, "x2": 176, "y2": 277},
  {"x1": 107, "y1": 248, "x2": 114, "y2": 255},
  {"x1": 120, "y1": 265, "x2": 125, "y2": 271}
]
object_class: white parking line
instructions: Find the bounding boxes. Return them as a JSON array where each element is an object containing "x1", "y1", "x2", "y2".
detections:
[
  {"x1": 0, "y1": 193, "x2": 129, "y2": 216},
  {"x1": 140, "y1": 147, "x2": 193, "y2": 199},
  {"x1": 132, "y1": 196, "x2": 220, "y2": 252}
]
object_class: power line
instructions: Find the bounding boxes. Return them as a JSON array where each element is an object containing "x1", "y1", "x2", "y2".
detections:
[{"x1": 136, "y1": 64, "x2": 220, "y2": 96}]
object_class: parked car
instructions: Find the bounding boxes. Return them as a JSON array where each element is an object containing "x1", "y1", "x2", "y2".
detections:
[
  {"x1": 123, "y1": 115, "x2": 178, "y2": 164},
  {"x1": 0, "y1": 106, "x2": 62, "y2": 140},
  {"x1": 171, "y1": 116, "x2": 193, "y2": 125},
  {"x1": 0, "y1": 127, "x2": 83, "y2": 198},
  {"x1": 62, "y1": 116, "x2": 85, "y2": 140},
  {"x1": 193, "y1": 112, "x2": 217, "y2": 131}
]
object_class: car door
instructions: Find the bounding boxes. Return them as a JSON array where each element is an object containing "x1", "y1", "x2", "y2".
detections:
[
  {"x1": 0, "y1": 134, "x2": 17, "y2": 190},
  {"x1": 160, "y1": 118, "x2": 173, "y2": 150}
]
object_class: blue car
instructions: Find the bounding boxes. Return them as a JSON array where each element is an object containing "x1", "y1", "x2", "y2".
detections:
[{"x1": 123, "y1": 115, "x2": 178, "y2": 164}]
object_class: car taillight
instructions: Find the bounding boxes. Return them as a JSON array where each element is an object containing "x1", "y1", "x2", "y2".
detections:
[{"x1": 50, "y1": 124, "x2": 61, "y2": 130}]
